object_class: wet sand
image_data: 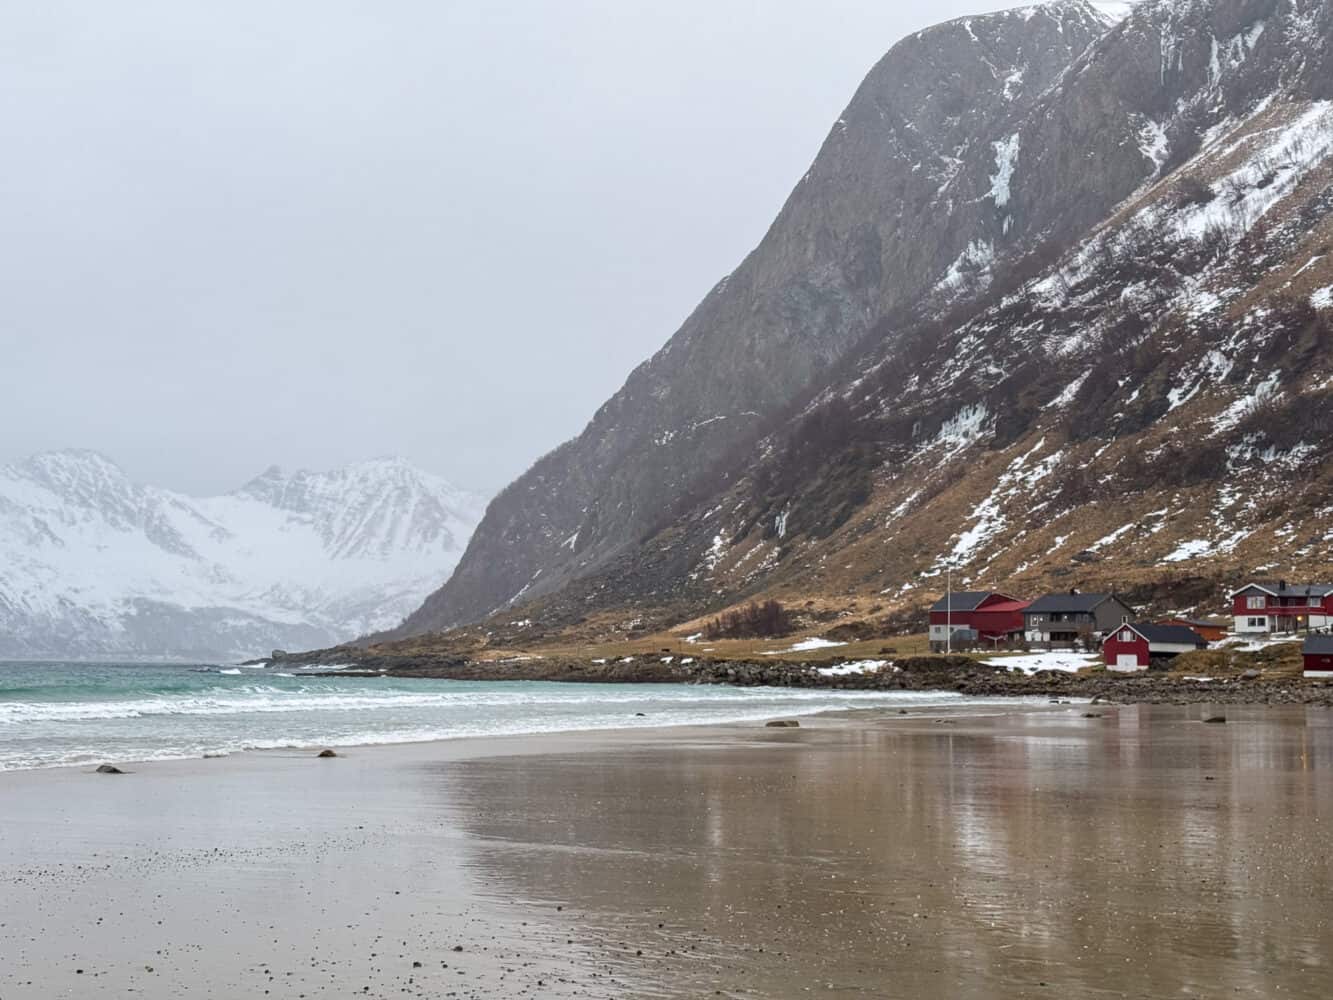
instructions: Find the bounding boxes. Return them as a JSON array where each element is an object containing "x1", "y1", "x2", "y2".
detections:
[{"x1": 3, "y1": 704, "x2": 1332, "y2": 998}]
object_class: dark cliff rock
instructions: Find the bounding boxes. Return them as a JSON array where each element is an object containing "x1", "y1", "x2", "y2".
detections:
[
  {"x1": 391, "y1": 2, "x2": 1114, "y2": 636},
  {"x1": 386, "y1": 0, "x2": 1333, "y2": 643}
]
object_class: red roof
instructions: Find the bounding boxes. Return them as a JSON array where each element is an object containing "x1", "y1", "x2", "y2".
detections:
[{"x1": 978, "y1": 599, "x2": 1031, "y2": 614}]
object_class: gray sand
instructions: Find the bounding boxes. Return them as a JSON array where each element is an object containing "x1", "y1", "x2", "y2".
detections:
[{"x1": 2, "y1": 704, "x2": 1332, "y2": 997}]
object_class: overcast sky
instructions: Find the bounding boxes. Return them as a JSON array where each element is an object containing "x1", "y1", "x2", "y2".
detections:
[{"x1": 1, "y1": 0, "x2": 1011, "y2": 496}]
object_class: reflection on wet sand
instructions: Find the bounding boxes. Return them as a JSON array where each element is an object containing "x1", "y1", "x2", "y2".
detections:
[{"x1": 440, "y1": 706, "x2": 1333, "y2": 998}]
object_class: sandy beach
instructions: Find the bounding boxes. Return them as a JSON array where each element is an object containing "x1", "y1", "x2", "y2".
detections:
[{"x1": 3, "y1": 703, "x2": 1332, "y2": 998}]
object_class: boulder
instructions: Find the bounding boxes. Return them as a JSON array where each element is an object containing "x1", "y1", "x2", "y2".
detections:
[
  {"x1": 1242, "y1": 669, "x2": 1261, "y2": 680},
  {"x1": 95, "y1": 764, "x2": 125, "y2": 774},
  {"x1": 1202, "y1": 714, "x2": 1227, "y2": 724},
  {"x1": 765, "y1": 720, "x2": 801, "y2": 728},
  {"x1": 316, "y1": 749, "x2": 339, "y2": 758}
]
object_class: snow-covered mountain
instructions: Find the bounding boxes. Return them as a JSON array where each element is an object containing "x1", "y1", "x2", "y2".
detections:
[
  {"x1": 0, "y1": 450, "x2": 485, "y2": 661},
  {"x1": 388, "y1": 0, "x2": 1333, "y2": 644}
]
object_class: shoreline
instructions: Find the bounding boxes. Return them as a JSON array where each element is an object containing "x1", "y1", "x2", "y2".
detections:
[
  {"x1": 5, "y1": 702, "x2": 1332, "y2": 998},
  {"x1": 270, "y1": 648, "x2": 1333, "y2": 706},
  {"x1": 0, "y1": 690, "x2": 1055, "y2": 778}
]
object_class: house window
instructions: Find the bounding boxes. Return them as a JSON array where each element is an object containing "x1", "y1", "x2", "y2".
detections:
[
  {"x1": 1247, "y1": 596, "x2": 1266, "y2": 609},
  {"x1": 1120, "y1": 630, "x2": 1133, "y2": 642},
  {"x1": 1248, "y1": 617, "x2": 1266, "y2": 628}
]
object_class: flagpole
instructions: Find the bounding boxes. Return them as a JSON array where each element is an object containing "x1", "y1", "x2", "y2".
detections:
[{"x1": 946, "y1": 563, "x2": 952, "y2": 654}]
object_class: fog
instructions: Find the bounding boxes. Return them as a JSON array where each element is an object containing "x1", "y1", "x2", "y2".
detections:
[{"x1": 1, "y1": 0, "x2": 1010, "y2": 495}]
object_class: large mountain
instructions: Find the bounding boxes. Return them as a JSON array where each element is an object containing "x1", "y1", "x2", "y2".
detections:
[
  {"x1": 397, "y1": 0, "x2": 1333, "y2": 645},
  {"x1": 0, "y1": 451, "x2": 483, "y2": 660}
]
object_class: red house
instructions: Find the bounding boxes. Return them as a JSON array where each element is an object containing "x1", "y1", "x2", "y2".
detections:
[
  {"x1": 1102, "y1": 623, "x2": 1207, "y2": 672},
  {"x1": 1231, "y1": 581, "x2": 1333, "y2": 635},
  {"x1": 929, "y1": 592, "x2": 1029, "y2": 650},
  {"x1": 1304, "y1": 635, "x2": 1333, "y2": 678}
]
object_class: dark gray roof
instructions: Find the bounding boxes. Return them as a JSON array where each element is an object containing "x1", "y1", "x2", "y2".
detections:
[
  {"x1": 1233, "y1": 581, "x2": 1333, "y2": 597},
  {"x1": 929, "y1": 591, "x2": 995, "y2": 613},
  {"x1": 1104, "y1": 623, "x2": 1207, "y2": 647},
  {"x1": 1304, "y1": 635, "x2": 1333, "y2": 655},
  {"x1": 1025, "y1": 593, "x2": 1122, "y2": 614},
  {"x1": 1131, "y1": 623, "x2": 1207, "y2": 646}
]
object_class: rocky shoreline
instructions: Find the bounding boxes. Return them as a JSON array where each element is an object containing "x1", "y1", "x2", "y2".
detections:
[{"x1": 263, "y1": 650, "x2": 1333, "y2": 706}]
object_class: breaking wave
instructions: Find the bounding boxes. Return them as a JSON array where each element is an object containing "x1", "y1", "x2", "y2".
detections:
[{"x1": 0, "y1": 661, "x2": 1035, "y2": 771}]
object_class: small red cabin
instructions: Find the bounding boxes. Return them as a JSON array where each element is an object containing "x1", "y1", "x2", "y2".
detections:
[
  {"x1": 1304, "y1": 635, "x2": 1333, "y2": 677},
  {"x1": 929, "y1": 592, "x2": 1029, "y2": 650},
  {"x1": 1103, "y1": 623, "x2": 1207, "y2": 672}
]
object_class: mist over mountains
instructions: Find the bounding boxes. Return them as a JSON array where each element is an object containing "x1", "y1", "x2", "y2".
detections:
[{"x1": 0, "y1": 451, "x2": 483, "y2": 661}]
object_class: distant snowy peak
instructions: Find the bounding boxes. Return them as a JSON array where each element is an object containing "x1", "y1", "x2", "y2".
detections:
[
  {"x1": 7, "y1": 449, "x2": 143, "y2": 516},
  {"x1": 232, "y1": 456, "x2": 485, "y2": 561},
  {"x1": 260, "y1": 460, "x2": 481, "y2": 562},
  {"x1": 1089, "y1": 1, "x2": 1140, "y2": 25},
  {"x1": 2, "y1": 449, "x2": 204, "y2": 559},
  {"x1": 0, "y1": 451, "x2": 486, "y2": 660},
  {"x1": 14, "y1": 448, "x2": 126, "y2": 490}
]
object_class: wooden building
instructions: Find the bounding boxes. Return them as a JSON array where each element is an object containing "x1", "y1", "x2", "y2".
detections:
[{"x1": 1102, "y1": 623, "x2": 1208, "y2": 672}]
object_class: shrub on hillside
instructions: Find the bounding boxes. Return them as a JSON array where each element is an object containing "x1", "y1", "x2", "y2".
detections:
[
  {"x1": 1175, "y1": 174, "x2": 1216, "y2": 207},
  {"x1": 703, "y1": 600, "x2": 794, "y2": 640}
]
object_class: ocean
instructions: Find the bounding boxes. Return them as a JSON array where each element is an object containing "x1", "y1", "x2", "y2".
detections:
[{"x1": 0, "y1": 660, "x2": 1004, "y2": 771}]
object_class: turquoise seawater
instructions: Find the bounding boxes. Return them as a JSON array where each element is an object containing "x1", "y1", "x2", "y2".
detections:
[{"x1": 0, "y1": 661, "x2": 994, "y2": 771}]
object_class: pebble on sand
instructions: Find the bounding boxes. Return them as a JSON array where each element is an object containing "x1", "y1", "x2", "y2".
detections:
[
  {"x1": 765, "y1": 720, "x2": 801, "y2": 728},
  {"x1": 317, "y1": 749, "x2": 339, "y2": 758},
  {"x1": 95, "y1": 764, "x2": 126, "y2": 774}
]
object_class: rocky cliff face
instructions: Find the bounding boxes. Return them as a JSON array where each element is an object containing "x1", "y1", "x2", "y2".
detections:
[
  {"x1": 401, "y1": 0, "x2": 1333, "y2": 641},
  {"x1": 0, "y1": 451, "x2": 483, "y2": 660},
  {"x1": 399, "y1": 1, "x2": 1119, "y2": 634}
]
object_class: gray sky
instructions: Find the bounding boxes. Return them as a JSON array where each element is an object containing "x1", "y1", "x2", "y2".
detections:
[{"x1": 1, "y1": 0, "x2": 1008, "y2": 496}]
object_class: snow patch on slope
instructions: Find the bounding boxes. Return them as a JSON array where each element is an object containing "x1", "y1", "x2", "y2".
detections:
[
  {"x1": 1168, "y1": 103, "x2": 1333, "y2": 242},
  {"x1": 990, "y1": 133, "x2": 1021, "y2": 209}
]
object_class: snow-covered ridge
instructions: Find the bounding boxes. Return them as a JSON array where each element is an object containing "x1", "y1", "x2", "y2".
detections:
[
  {"x1": 0, "y1": 451, "x2": 486, "y2": 661},
  {"x1": 1089, "y1": 1, "x2": 1140, "y2": 25}
]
